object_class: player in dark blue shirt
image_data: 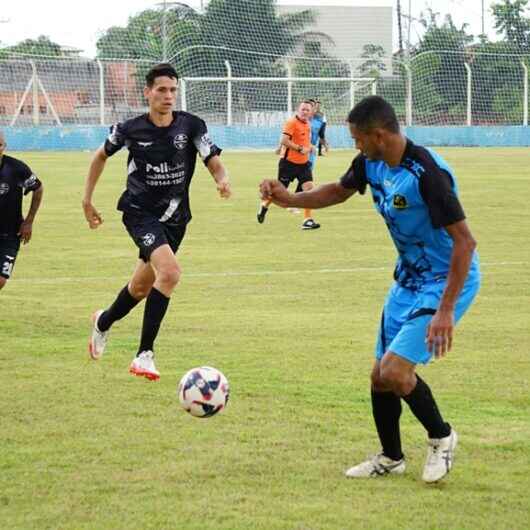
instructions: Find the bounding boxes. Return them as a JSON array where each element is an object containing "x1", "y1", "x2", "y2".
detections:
[
  {"x1": 82, "y1": 64, "x2": 231, "y2": 381},
  {"x1": 260, "y1": 96, "x2": 480, "y2": 483},
  {"x1": 0, "y1": 130, "x2": 44, "y2": 291}
]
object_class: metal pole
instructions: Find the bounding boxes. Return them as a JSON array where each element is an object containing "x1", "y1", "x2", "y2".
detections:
[
  {"x1": 10, "y1": 76, "x2": 33, "y2": 127},
  {"x1": 349, "y1": 61, "x2": 355, "y2": 109},
  {"x1": 522, "y1": 60, "x2": 528, "y2": 126},
  {"x1": 97, "y1": 59, "x2": 105, "y2": 125},
  {"x1": 224, "y1": 60, "x2": 232, "y2": 126},
  {"x1": 36, "y1": 76, "x2": 62, "y2": 126},
  {"x1": 31, "y1": 61, "x2": 39, "y2": 126},
  {"x1": 407, "y1": 0, "x2": 412, "y2": 60},
  {"x1": 403, "y1": 61, "x2": 412, "y2": 126},
  {"x1": 180, "y1": 79, "x2": 187, "y2": 111},
  {"x1": 464, "y1": 63, "x2": 472, "y2": 126},
  {"x1": 285, "y1": 60, "x2": 292, "y2": 114}
]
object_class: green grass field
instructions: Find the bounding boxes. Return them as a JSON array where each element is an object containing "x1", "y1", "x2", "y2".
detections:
[{"x1": 1, "y1": 148, "x2": 529, "y2": 530}]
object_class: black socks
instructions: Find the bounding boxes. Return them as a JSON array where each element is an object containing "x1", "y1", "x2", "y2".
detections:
[
  {"x1": 98, "y1": 285, "x2": 140, "y2": 332},
  {"x1": 402, "y1": 374, "x2": 451, "y2": 439},
  {"x1": 138, "y1": 287, "x2": 170, "y2": 355},
  {"x1": 371, "y1": 389, "x2": 404, "y2": 461}
]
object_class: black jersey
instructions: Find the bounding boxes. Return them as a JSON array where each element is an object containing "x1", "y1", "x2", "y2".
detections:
[
  {"x1": 104, "y1": 111, "x2": 222, "y2": 226},
  {"x1": 0, "y1": 155, "x2": 42, "y2": 238}
]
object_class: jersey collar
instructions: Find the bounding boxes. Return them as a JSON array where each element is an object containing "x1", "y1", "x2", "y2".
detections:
[{"x1": 399, "y1": 137, "x2": 415, "y2": 165}]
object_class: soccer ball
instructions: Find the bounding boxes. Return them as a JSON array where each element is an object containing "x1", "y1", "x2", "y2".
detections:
[{"x1": 178, "y1": 366, "x2": 229, "y2": 418}]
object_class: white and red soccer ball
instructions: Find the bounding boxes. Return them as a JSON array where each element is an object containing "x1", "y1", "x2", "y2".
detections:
[{"x1": 178, "y1": 366, "x2": 229, "y2": 418}]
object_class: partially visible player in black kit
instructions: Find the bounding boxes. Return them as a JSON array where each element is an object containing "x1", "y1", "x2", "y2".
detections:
[
  {"x1": 0, "y1": 130, "x2": 44, "y2": 290},
  {"x1": 82, "y1": 64, "x2": 231, "y2": 381}
]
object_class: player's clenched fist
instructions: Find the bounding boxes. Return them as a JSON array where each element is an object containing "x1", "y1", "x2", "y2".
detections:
[
  {"x1": 259, "y1": 179, "x2": 291, "y2": 207},
  {"x1": 82, "y1": 200, "x2": 103, "y2": 229}
]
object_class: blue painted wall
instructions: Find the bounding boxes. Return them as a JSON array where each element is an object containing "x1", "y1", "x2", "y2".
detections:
[{"x1": 4, "y1": 125, "x2": 530, "y2": 151}]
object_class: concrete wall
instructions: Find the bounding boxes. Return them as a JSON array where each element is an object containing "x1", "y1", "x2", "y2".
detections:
[{"x1": 5, "y1": 125, "x2": 530, "y2": 152}]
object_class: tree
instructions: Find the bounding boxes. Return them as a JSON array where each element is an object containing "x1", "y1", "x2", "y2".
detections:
[
  {"x1": 491, "y1": 0, "x2": 530, "y2": 51},
  {"x1": 410, "y1": 10, "x2": 474, "y2": 123},
  {"x1": 2, "y1": 35, "x2": 62, "y2": 57},
  {"x1": 198, "y1": 0, "x2": 316, "y2": 77},
  {"x1": 96, "y1": 5, "x2": 202, "y2": 62},
  {"x1": 359, "y1": 44, "x2": 387, "y2": 77}
]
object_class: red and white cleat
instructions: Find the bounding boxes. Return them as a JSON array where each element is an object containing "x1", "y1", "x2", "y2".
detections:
[
  {"x1": 89, "y1": 309, "x2": 109, "y2": 360},
  {"x1": 129, "y1": 351, "x2": 160, "y2": 381}
]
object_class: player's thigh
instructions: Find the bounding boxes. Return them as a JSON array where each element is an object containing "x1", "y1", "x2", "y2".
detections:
[
  {"x1": 297, "y1": 163, "x2": 313, "y2": 190},
  {"x1": 0, "y1": 239, "x2": 20, "y2": 282},
  {"x1": 150, "y1": 244, "x2": 181, "y2": 281},
  {"x1": 129, "y1": 259, "x2": 156, "y2": 297},
  {"x1": 122, "y1": 212, "x2": 168, "y2": 262},
  {"x1": 389, "y1": 279, "x2": 481, "y2": 365},
  {"x1": 375, "y1": 284, "x2": 417, "y2": 361}
]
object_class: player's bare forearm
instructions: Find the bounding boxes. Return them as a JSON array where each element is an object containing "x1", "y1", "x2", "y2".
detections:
[
  {"x1": 280, "y1": 134, "x2": 311, "y2": 154},
  {"x1": 260, "y1": 180, "x2": 354, "y2": 209},
  {"x1": 426, "y1": 220, "x2": 476, "y2": 357},
  {"x1": 25, "y1": 185, "x2": 43, "y2": 222},
  {"x1": 439, "y1": 228, "x2": 477, "y2": 311},
  {"x1": 289, "y1": 183, "x2": 355, "y2": 208},
  {"x1": 82, "y1": 146, "x2": 107, "y2": 228},
  {"x1": 83, "y1": 147, "x2": 107, "y2": 204},
  {"x1": 207, "y1": 155, "x2": 231, "y2": 198}
]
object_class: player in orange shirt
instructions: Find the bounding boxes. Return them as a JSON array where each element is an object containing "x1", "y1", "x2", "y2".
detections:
[{"x1": 257, "y1": 100, "x2": 320, "y2": 229}]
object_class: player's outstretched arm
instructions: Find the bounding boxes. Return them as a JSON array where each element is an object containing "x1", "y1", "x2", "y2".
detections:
[
  {"x1": 426, "y1": 219, "x2": 477, "y2": 358},
  {"x1": 82, "y1": 146, "x2": 108, "y2": 229},
  {"x1": 260, "y1": 180, "x2": 355, "y2": 209},
  {"x1": 19, "y1": 184, "x2": 44, "y2": 244},
  {"x1": 206, "y1": 155, "x2": 231, "y2": 199}
]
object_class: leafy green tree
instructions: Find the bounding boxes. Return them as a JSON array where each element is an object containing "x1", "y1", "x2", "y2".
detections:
[
  {"x1": 2, "y1": 35, "x2": 62, "y2": 57},
  {"x1": 491, "y1": 0, "x2": 530, "y2": 51},
  {"x1": 411, "y1": 10, "x2": 473, "y2": 123},
  {"x1": 359, "y1": 44, "x2": 387, "y2": 77}
]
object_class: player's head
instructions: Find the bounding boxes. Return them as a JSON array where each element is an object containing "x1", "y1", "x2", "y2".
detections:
[
  {"x1": 0, "y1": 130, "x2": 6, "y2": 156},
  {"x1": 297, "y1": 100, "x2": 314, "y2": 122},
  {"x1": 310, "y1": 99, "x2": 321, "y2": 112},
  {"x1": 144, "y1": 63, "x2": 179, "y2": 115},
  {"x1": 347, "y1": 96, "x2": 400, "y2": 160}
]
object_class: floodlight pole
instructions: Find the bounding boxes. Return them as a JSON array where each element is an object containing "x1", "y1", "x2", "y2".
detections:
[
  {"x1": 464, "y1": 63, "x2": 472, "y2": 126},
  {"x1": 225, "y1": 60, "x2": 232, "y2": 126},
  {"x1": 522, "y1": 60, "x2": 528, "y2": 126}
]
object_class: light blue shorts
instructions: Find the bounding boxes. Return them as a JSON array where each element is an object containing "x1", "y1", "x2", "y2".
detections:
[{"x1": 375, "y1": 279, "x2": 480, "y2": 365}]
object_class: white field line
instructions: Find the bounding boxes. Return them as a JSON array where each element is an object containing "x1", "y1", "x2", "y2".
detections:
[{"x1": 10, "y1": 261, "x2": 526, "y2": 284}]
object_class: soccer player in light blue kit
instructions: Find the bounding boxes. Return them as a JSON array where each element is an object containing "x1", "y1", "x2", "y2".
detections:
[
  {"x1": 260, "y1": 96, "x2": 480, "y2": 483},
  {"x1": 308, "y1": 99, "x2": 328, "y2": 169}
]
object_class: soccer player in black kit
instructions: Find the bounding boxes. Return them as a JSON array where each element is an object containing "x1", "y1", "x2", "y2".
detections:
[
  {"x1": 0, "y1": 130, "x2": 44, "y2": 290},
  {"x1": 82, "y1": 64, "x2": 231, "y2": 381}
]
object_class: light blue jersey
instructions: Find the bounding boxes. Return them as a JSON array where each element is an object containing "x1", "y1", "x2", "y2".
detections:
[
  {"x1": 309, "y1": 113, "x2": 325, "y2": 169},
  {"x1": 340, "y1": 138, "x2": 480, "y2": 363}
]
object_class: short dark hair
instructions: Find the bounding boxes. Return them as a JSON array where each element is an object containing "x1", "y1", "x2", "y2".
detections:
[
  {"x1": 145, "y1": 63, "x2": 178, "y2": 87},
  {"x1": 347, "y1": 96, "x2": 399, "y2": 133}
]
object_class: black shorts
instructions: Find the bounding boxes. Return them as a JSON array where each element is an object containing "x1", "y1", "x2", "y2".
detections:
[
  {"x1": 122, "y1": 212, "x2": 187, "y2": 262},
  {"x1": 278, "y1": 159, "x2": 313, "y2": 189},
  {"x1": 0, "y1": 238, "x2": 20, "y2": 280}
]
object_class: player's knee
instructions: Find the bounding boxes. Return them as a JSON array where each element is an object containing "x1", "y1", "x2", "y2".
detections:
[
  {"x1": 379, "y1": 365, "x2": 415, "y2": 396},
  {"x1": 157, "y1": 265, "x2": 181, "y2": 288},
  {"x1": 129, "y1": 281, "x2": 152, "y2": 300},
  {"x1": 370, "y1": 366, "x2": 385, "y2": 391},
  {"x1": 0, "y1": 277, "x2": 6, "y2": 290}
]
